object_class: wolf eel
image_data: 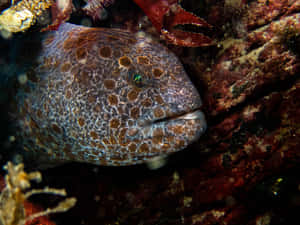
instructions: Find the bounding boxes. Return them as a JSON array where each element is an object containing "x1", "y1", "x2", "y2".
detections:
[{"x1": 14, "y1": 23, "x2": 206, "y2": 166}]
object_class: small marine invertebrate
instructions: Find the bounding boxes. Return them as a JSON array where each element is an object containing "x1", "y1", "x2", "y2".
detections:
[
  {"x1": 14, "y1": 22, "x2": 207, "y2": 167},
  {"x1": 0, "y1": 161, "x2": 76, "y2": 225},
  {"x1": 83, "y1": 0, "x2": 115, "y2": 20},
  {"x1": 0, "y1": 0, "x2": 53, "y2": 33},
  {"x1": 133, "y1": 0, "x2": 213, "y2": 46}
]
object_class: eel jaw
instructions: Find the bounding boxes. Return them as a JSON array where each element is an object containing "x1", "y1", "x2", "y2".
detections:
[
  {"x1": 152, "y1": 108, "x2": 206, "y2": 124},
  {"x1": 146, "y1": 108, "x2": 207, "y2": 141}
]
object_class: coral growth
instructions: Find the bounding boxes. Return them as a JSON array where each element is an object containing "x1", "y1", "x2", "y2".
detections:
[
  {"x1": 0, "y1": 162, "x2": 76, "y2": 225},
  {"x1": 0, "y1": 0, "x2": 53, "y2": 33}
]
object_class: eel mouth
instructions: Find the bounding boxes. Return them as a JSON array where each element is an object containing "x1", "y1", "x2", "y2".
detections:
[{"x1": 152, "y1": 108, "x2": 204, "y2": 124}]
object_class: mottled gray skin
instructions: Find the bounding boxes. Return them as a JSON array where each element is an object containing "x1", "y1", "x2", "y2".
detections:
[{"x1": 15, "y1": 23, "x2": 206, "y2": 166}]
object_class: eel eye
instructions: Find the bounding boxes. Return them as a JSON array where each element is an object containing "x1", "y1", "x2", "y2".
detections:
[
  {"x1": 133, "y1": 73, "x2": 142, "y2": 84},
  {"x1": 132, "y1": 73, "x2": 144, "y2": 87}
]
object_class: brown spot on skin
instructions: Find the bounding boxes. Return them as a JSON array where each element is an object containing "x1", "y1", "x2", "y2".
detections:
[
  {"x1": 44, "y1": 34, "x2": 55, "y2": 46},
  {"x1": 136, "y1": 48, "x2": 142, "y2": 54},
  {"x1": 94, "y1": 105, "x2": 102, "y2": 113},
  {"x1": 130, "y1": 107, "x2": 140, "y2": 119},
  {"x1": 91, "y1": 141, "x2": 97, "y2": 147},
  {"x1": 43, "y1": 103, "x2": 49, "y2": 114},
  {"x1": 113, "y1": 49, "x2": 121, "y2": 58},
  {"x1": 141, "y1": 98, "x2": 152, "y2": 107},
  {"x1": 128, "y1": 143, "x2": 137, "y2": 152},
  {"x1": 154, "y1": 107, "x2": 165, "y2": 118},
  {"x1": 139, "y1": 143, "x2": 149, "y2": 153},
  {"x1": 165, "y1": 135, "x2": 174, "y2": 143},
  {"x1": 104, "y1": 79, "x2": 116, "y2": 89},
  {"x1": 78, "y1": 30, "x2": 98, "y2": 41},
  {"x1": 61, "y1": 63, "x2": 71, "y2": 72},
  {"x1": 123, "y1": 47, "x2": 131, "y2": 54},
  {"x1": 63, "y1": 144, "x2": 77, "y2": 160},
  {"x1": 111, "y1": 153, "x2": 122, "y2": 161},
  {"x1": 65, "y1": 89, "x2": 72, "y2": 99},
  {"x1": 108, "y1": 94, "x2": 118, "y2": 105},
  {"x1": 86, "y1": 155, "x2": 96, "y2": 162},
  {"x1": 88, "y1": 95, "x2": 96, "y2": 103},
  {"x1": 102, "y1": 138, "x2": 109, "y2": 145},
  {"x1": 45, "y1": 134, "x2": 56, "y2": 144},
  {"x1": 175, "y1": 139, "x2": 185, "y2": 148},
  {"x1": 110, "y1": 118, "x2": 120, "y2": 129},
  {"x1": 171, "y1": 125, "x2": 184, "y2": 134},
  {"x1": 48, "y1": 81, "x2": 54, "y2": 89},
  {"x1": 29, "y1": 119, "x2": 38, "y2": 129},
  {"x1": 72, "y1": 107, "x2": 79, "y2": 115},
  {"x1": 118, "y1": 128, "x2": 129, "y2": 146},
  {"x1": 79, "y1": 140, "x2": 87, "y2": 146},
  {"x1": 37, "y1": 109, "x2": 43, "y2": 118},
  {"x1": 76, "y1": 48, "x2": 87, "y2": 61},
  {"x1": 63, "y1": 38, "x2": 74, "y2": 50},
  {"x1": 127, "y1": 89, "x2": 139, "y2": 101},
  {"x1": 112, "y1": 68, "x2": 121, "y2": 77},
  {"x1": 127, "y1": 120, "x2": 134, "y2": 126},
  {"x1": 119, "y1": 56, "x2": 132, "y2": 67},
  {"x1": 103, "y1": 114, "x2": 110, "y2": 122},
  {"x1": 43, "y1": 57, "x2": 52, "y2": 69},
  {"x1": 162, "y1": 143, "x2": 171, "y2": 151},
  {"x1": 117, "y1": 107, "x2": 123, "y2": 114},
  {"x1": 153, "y1": 68, "x2": 164, "y2": 78},
  {"x1": 110, "y1": 134, "x2": 117, "y2": 145},
  {"x1": 154, "y1": 95, "x2": 164, "y2": 105},
  {"x1": 77, "y1": 151, "x2": 85, "y2": 160},
  {"x1": 104, "y1": 152, "x2": 123, "y2": 160},
  {"x1": 90, "y1": 131, "x2": 98, "y2": 140},
  {"x1": 152, "y1": 147, "x2": 160, "y2": 153},
  {"x1": 153, "y1": 128, "x2": 164, "y2": 144},
  {"x1": 52, "y1": 124, "x2": 62, "y2": 134},
  {"x1": 74, "y1": 71, "x2": 89, "y2": 85},
  {"x1": 88, "y1": 63, "x2": 97, "y2": 70},
  {"x1": 120, "y1": 148, "x2": 127, "y2": 155},
  {"x1": 107, "y1": 35, "x2": 120, "y2": 41},
  {"x1": 99, "y1": 46, "x2": 112, "y2": 58},
  {"x1": 128, "y1": 128, "x2": 138, "y2": 136},
  {"x1": 128, "y1": 39, "x2": 137, "y2": 44},
  {"x1": 70, "y1": 65, "x2": 80, "y2": 77},
  {"x1": 53, "y1": 59, "x2": 60, "y2": 68},
  {"x1": 23, "y1": 101, "x2": 29, "y2": 111},
  {"x1": 78, "y1": 118, "x2": 85, "y2": 127},
  {"x1": 137, "y1": 56, "x2": 150, "y2": 65},
  {"x1": 107, "y1": 145, "x2": 114, "y2": 150},
  {"x1": 75, "y1": 37, "x2": 87, "y2": 48},
  {"x1": 97, "y1": 143, "x2": 105, "y2": 149},
  {"x1": 188, "y1": 130, "x2": 196, "y2": 138},
  {"x1": 36, "y1": 136, "x2": 46, "y2": 146}
]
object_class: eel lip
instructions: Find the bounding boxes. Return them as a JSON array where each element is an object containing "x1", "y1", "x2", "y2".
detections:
[{"x1": 152, "y1": 108, "x2": 205, "y2": 124}]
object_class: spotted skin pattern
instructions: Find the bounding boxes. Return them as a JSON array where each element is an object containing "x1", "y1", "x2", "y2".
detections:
[{"x1": 15, "y1": 23, "x2": 206, "y2": 166}]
